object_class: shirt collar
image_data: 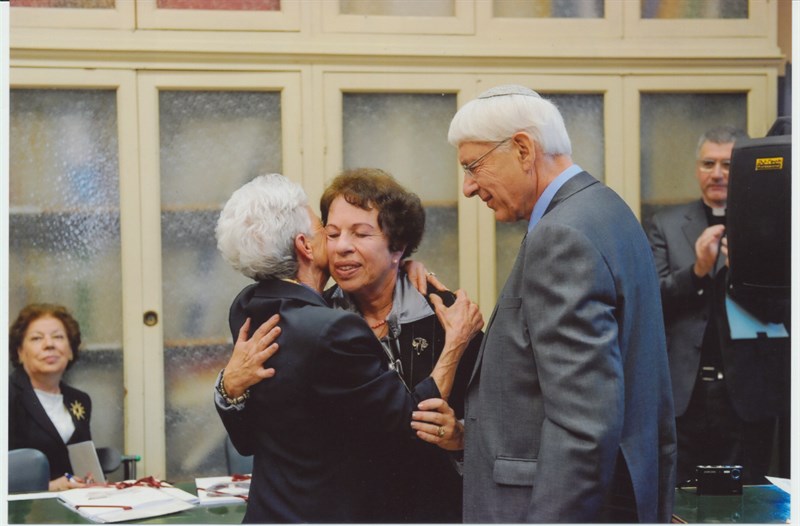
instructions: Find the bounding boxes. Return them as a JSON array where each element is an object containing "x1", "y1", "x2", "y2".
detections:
[
  {"x1": 329, "y1": 270, "x2": 433, "y2": 330},
  {"x1": 527, "y1": 164, "x2": 583, "y2": 232}
]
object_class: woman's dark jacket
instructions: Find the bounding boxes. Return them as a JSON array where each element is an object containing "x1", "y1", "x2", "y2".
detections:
[
  {"x1": 327, "y1": 274, "x2": 482, "y2": 523},
  {"x1": 9, "y1": 367, "x2": 93, "y2": 480}
]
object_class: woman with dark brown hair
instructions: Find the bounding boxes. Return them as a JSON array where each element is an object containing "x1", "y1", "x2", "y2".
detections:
[
  {"x1": 321, "y1": 168, "x2": 482, "y2": 522},
  {"x1": 9, "y1": 303, "x2": 93, "y2": 491}
]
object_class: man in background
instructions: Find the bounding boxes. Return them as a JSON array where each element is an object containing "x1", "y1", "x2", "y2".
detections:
[{"x1": 645, "y1": 126, "x2": 781, "y2": 485}]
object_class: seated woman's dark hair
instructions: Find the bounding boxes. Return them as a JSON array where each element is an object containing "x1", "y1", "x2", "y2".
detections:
[
  {"x1": 320, "y1": 168, "x2": 425, "y2": 259},
  {"x1": 9, "y1": 303, "x2": 82, "y2": 369}
]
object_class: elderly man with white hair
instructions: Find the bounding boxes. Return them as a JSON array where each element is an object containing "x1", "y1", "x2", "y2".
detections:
[{"x1": 438, "y1": 85, "x2": 677, "y2": 523}]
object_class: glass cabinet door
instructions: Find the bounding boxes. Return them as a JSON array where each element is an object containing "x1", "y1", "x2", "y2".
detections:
[
  {"x1": 623, "y1": 0, "x2": 772, "y2": 38},
  {"x1": 494, "y1": 91, "x2": 606, "y2": 293},
  {"x1": 640, "y1": 0, "x2": 747, "y2": 19},
  {"x1": 135, "y1": 0, "x2": 301, "y2": 31},
  {"x1": 493, "y1": 0, "x2": 604, "y2": 18},
  {"x1": 341, "y1": 91, "x2": 460, "y2": 289},
  {"x1": 159, "y1": 89, "x2": 282, "y2": 480},
  {"x1": 624, "y1": 75, "x2": 772, "y2": 226},
  {"x1": 10, "y1": 0, "x2": 135, "y2": 28},
  {"x1": 137, "y1": 72, "x2": 303, "y2": 480},
  {"x1": 321, "y1": 0, "x2": 473, "y2": 34},
  {"x1": 9, "y1": 86, "x2": 126, "y2": 470},
  {"x1": 639, "y1": 92, "x2": 747, "y2": 228}
]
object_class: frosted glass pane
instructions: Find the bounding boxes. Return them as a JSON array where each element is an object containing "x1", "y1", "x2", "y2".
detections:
[
  {"x1": 496, "y1": 93, "x2": 604, "y2": 292},
  {"x1": 159, "y1": 90, "x2": 282, "y2": 480},
  {"x1": 494, "y1": 0, "x2": 603, "y2": 18},
  {"x1": 639, "y1": 92, "x2": 746, "y2": 226},
  {"x1": 340, "y1": 0, "x2": 453, "y2": 16},
  {"x1": 641, "y1": 0, "x2": 747, "y2": 19},
  {"x1": 156, "y1": 0, "x2": 280, "y2": 10},
  {"x1": 164, "y1": 344, "x2": 231, "y2": 479},
  {"x1": 343, "y1": 92, "x2": 459, "y2": 288},
  {"x1": 9, "y1": 88, "x2": 125, "y2": 463},
  {"x1": 10, "y1": 0, "x2": 114, "y2": 7}
]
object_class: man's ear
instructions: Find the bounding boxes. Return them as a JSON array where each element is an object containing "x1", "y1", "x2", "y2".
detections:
[
  {"x1": 294, "y1": 233, "x2": 313, "y2": 263},
  {"x1": 512, "y1": 132, "x2": 535, "y2": 166}
]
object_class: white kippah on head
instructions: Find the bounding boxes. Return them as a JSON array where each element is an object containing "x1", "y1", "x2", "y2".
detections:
[{"x1": 478, "y1": 84, "x2": 541, "y2": 99}]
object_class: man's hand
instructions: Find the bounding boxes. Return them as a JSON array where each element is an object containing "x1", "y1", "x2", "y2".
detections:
[
  {"x1": 694, "y1": 224, "x2": 726, "y2": 277},
  {"x1": 222, "y1": 315, "x2": 281, "y2": 398},
  {"x1": 403, "y1": 260, "x2": 449, "y2": 296},
  {"x1": 428, "y1": 290, "x2": 483, "y2": 399},
  {"x1": 431, "y1": 289, "x2": 483, "y2": 350},
  {"x1": 720, "y1": 234, "x2": 729, "y2": 268}
]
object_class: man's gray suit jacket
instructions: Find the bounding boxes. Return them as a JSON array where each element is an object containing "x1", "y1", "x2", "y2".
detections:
[{"x1": 463, "y1": 172, "x2": 677, "y2": 523}]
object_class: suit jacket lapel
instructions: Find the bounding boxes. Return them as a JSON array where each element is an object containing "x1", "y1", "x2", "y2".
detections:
[
  {"x1": 681, "y1": 200, "x2": 707, "y2": 256},
  {"x1": 468, "y1": 171, "x2": 599, "y2": 392},
  {"x1": 468, "y1": 303, "x2": 498, "y2": 387},
  {"x1": 467, "y1": 230, "x2": 530, "y2": 387},
  {"x1": 543, "y1": 171, "x2": 599, "y2": 218},
  {"x1": 13, "y1": 368, "x2": 64, "y2": 444},
  {"x1": 680, "y1": 200, "x2": 726, "y2": 276},
  {"x1": 468, "y1": 174, "x2": 599, "y2": 388}
]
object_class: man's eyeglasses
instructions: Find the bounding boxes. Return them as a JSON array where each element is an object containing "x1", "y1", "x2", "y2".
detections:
[
  {"x1": 462, "y1": 138, "x2": 511, "y2": 178},
  {"x1": 697, "y1": 158, "x2": 731, "y2": 173}
]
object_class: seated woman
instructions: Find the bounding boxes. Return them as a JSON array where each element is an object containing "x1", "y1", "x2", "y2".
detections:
[
  {"x1": 9, "y1": 303, "x2": 93, "y2": 491},
  {"x1": 320, "y1": 168, "x2": 483, "y2": 522}
]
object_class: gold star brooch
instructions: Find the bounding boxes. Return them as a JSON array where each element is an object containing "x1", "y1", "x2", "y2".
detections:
[{"x1": 69, "y1": 400, "x2": 87, "y2": 421}]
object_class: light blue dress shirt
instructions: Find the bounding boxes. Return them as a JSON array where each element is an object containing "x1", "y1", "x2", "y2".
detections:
[{"x1": 527, "y1": 164, "x2": 583, "y2": 232}]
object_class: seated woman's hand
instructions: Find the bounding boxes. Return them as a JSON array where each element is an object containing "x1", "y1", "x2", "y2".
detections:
[
  {"x1": 49, "y1": 473, "x2": 89, "y2": 492},
  {"x1": 411, "y1": 398, "x2": 464, "y2": 451}
]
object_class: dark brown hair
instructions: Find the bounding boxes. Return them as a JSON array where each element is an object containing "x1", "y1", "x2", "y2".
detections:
[
  {"x1": 320, "y1": 168, "x2": 425, "y2": 259},
  {"x1": 9, "y1": 303, "x2": 82, "y2": 369}
]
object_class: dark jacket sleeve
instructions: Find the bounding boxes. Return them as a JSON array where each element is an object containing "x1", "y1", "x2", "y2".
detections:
[{"x1": 217, "y1": 296, "x2": 440, "y2": 457}]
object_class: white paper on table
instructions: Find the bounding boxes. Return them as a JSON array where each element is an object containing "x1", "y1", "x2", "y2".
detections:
[
  {"x1": 195, "y1": 475, "x2": 250, "y2": 506},
  {"x1": 160, "y1": 484, "x2": 200, "y2": 504},
  {"x1": 58, "y1": 485, "x2": 195, "y2": 523}
]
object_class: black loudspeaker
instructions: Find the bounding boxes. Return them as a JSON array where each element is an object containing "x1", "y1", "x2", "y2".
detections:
[{"x1": 725, "y1": 132, "x2": 791, "y2": 322}]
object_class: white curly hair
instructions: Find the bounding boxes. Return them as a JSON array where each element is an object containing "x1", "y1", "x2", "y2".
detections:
[{"x1": 216, "y1": 173, "x2": 311, "y2": 281}]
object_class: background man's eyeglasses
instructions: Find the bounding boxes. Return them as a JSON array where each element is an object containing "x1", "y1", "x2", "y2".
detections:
[{"x1": 697, "y1": 159, "x2": 731, "y2": 173}]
